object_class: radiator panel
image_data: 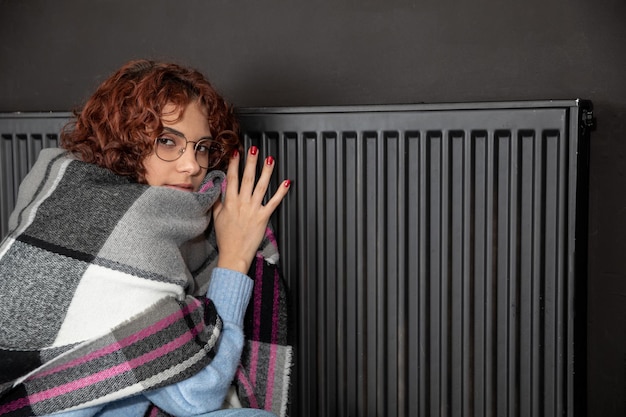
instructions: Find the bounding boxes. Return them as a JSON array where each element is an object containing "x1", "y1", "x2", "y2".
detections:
[
  {"x1": 236, "y1": 103, "x2": 589, "y2": 417},
  {"x1": 0, "y1": 101, "x2": 591, "y2": 417}
]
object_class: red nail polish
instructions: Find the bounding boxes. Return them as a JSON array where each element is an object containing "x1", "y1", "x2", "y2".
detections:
[
  {"x1": 284, "y1": 179, "x2": 292, "y2": 188},
  {"x1": 250, "y1": 146, "x2": 258, "y2": 156},
  {"x1": 232, "y1": 149, "x2": 239, "y2": 158},
  {"x1": 266, "y1": 156, "x2": 274, "y2": 165}
]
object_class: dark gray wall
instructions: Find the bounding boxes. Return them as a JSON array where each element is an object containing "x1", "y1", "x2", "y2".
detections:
[{"x1": 1, "y1": 0, "x2": 625, "y2": 415}]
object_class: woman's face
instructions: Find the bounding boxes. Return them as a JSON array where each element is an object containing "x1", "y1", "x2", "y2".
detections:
[{"x1": 143, "y1": 100, "x2": 211, "y2": 192}]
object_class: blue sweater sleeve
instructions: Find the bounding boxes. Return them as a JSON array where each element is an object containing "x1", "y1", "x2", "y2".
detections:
[{"x1": 143, "y1": 267, "x2": 253, "y2": 416}]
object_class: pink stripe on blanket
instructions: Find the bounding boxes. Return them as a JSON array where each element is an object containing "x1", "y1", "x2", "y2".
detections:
[
  {"x1": 253, "y1": 253, "x2": 264, "y2": 340},
  {"x1": 236, "y1": 366, "x2": 259, "y2": 409},
  {"x1": 0, "y1": 322, "x2": 205, "y2": 414},
  {"x1": 248, "y1": 341, "x2": 260, "y2": 387},
  {"x1": 272, "y1": 268, "x2": 280, "y2": 343},
  {"x1": 265, "y1": 227, "x2": 277, "y2": 247},
  {"x1": 31, "y1": 299, "x2": 202, "y2": 380},
  {"x1": 148, "y1": 406, "x2": 160, "y2": 417},
  {"x1": 248, "y1": 253, "x2": 264, "y2": 385},
  {"x1": 198, "y1": 180, "x2": 215, "y2": 194}
]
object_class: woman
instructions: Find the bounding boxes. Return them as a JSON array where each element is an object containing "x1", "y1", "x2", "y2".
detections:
[{"x1": 0, "y1": 60, "x2": 290, "y2": 417}]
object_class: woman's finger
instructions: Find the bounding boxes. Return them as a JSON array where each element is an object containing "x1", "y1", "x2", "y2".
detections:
[
  {"x1": 251, "y1": 155, "x2": 276, "y2": 203},
  {"x1": 239, "y1": 146, "x2": 259, "y2": 197},
  {"x1": 262, "y1": 179, "x2": 292, "y2": 214},
  {"x1": 212, "y1": 196, "x2": 223, "y2": 219},
  {"x1": 223, "y1": 149, "x2": 240, "y2": 202}
]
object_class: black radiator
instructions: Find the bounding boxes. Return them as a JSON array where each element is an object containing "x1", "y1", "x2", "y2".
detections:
[{"x1": 0, "y1": 100, "x2": 593, "y2": 417}]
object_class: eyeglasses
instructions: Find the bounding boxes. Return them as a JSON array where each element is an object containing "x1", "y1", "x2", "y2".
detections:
[{"x1": 153, "y1": 133, "x2": 226, "y2": 169}]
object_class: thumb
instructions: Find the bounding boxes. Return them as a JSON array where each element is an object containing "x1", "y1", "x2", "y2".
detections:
[{"x1": 212, "y1": 198, "x2": 223, "y2": 220}]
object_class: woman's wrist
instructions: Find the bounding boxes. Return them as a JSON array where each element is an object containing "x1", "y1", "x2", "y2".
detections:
[{"x1": 216, "y1": 256, "x2": 250, "y2": 274}]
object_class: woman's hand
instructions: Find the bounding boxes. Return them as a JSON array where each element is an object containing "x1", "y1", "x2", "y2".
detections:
[{"x1": 212, "y1": 146, "x2": 291, "y2": 274}]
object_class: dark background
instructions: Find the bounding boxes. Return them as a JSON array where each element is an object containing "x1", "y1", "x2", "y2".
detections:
[{"x1": 1, "y1": 0, "x2": 624, "y2": 415}]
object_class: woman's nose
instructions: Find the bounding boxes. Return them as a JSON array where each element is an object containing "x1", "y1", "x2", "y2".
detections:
[{"x1": 177, "y1": 144, "x2": 201, "y2": 174}]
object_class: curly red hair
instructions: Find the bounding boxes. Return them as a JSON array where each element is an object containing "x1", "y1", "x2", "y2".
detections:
[{"x1": 61, "y1": 59, "x2": 240, "y2": 182}]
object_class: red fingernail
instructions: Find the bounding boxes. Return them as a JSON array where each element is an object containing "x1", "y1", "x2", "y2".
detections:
[
  {"x1": 266, "y1": 156, "x2": 274, "y2": 165},
  {"x1": 232, "y1": 149, "x2": 239, "y2": 158},
  {"x1": 284, "y1": 179, "x2": 292, "y2": 188},
  {"x1": 250, "y1": 146, "x2": 258, "y2": 156}
]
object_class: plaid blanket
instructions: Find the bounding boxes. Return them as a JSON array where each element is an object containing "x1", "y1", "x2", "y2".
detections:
[{"x1": 0, "y1": 148, "x2": 292, "y2": 417}]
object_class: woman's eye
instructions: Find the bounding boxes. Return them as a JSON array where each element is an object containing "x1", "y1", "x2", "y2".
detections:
[
  {"x1": 196, "y1": 144, "x2": 209, "y2": 154},
  {"x1": 196, "y1": 141, "x2": 223, "y2": 155},
  {"x1": 156, "y1": 137, "x2": 177, "y2": 147}
]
